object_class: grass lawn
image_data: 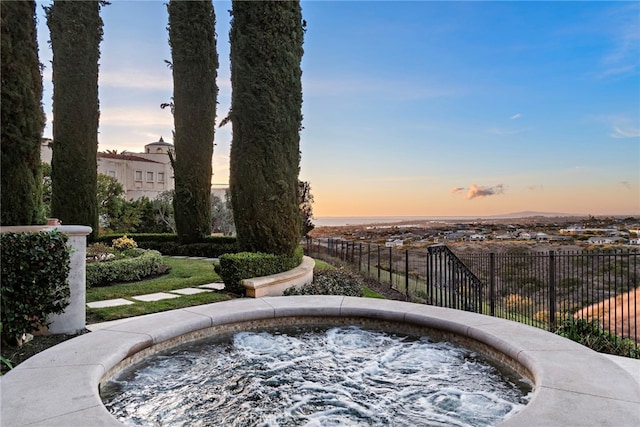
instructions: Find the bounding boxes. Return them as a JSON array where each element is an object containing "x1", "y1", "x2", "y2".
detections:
[
  {"x1": 86, "y1": 257, "x2": 231, "y2": 323},
  {"x1": 86, "y1": 257, "x2": 386, "y2": 324}
]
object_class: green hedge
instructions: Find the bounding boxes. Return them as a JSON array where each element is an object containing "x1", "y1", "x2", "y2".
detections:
[
  {"x1": 284, "y1": 269, "x2": 364, "y2": 297},
  {"x1": 215, "y1": 247, "x2": 303, "y2": 295},
  {"x1": 94, "y1": 233, "x2": 237, "y2": 258},
  {"x1": 1, "y1": 231, "x2": 71, "y2": 343},
  {"x1": 86, "y1": 249, "x2": 164, "y2": 287}
]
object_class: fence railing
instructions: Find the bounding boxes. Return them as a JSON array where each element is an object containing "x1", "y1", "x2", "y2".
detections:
[{"x1": 304, "y1": 238, "x2": 639, "y2": 356}]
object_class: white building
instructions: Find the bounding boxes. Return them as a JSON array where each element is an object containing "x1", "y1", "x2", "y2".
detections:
[
  {"x1": 42, "y1": 137, "x2": 175, "y2": 200},
  {"x1": 101, "y1": 137, "x2": 175, "y2": 200}
]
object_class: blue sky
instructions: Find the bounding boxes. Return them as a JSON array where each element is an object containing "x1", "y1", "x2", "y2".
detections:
[{"x1": 35, "y1": 1, "x2": 639, "y2": 217}]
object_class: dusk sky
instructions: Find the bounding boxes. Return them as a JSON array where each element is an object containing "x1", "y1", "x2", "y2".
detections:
[{"x1": 35, "y1": 1, "x2": 639, "y2": 218}]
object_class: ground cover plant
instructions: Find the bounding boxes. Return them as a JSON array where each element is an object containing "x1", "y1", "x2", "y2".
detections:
[{"x1": 556, "y1": 317, "x2": 640, "y2": 359}]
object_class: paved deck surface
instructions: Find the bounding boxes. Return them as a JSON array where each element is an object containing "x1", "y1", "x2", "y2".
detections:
[{"x1": 2, "y1": 297, "x2": 639, "y2": 427}]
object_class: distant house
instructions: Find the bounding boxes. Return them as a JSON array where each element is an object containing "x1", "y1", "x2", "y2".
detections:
[
  {"x1": 588, "y1": 236, "x2": 626, "y2": 245},
  {"x1": 43, "y1": 137, "x2": 176, "y2": 200},
  {"x1": 99, "y1": 138, "x2": 175, "y2": 200},
  {"x1": 495, "y1": 233, "x2": 513, "y2": 240},
  {"x1": 630, "y1": 238, "x2": 640, "y2": 245},
  {"x1": 385, "y1": 239, "x2": 404, "y2": 248},
  {"x1": 469, "y1": 234, "x2": 486, "y2": 241}
]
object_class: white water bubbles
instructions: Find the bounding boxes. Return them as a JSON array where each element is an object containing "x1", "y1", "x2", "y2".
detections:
[{"x1": 102, "y1": 326, "x2": 532, "y2": 427}]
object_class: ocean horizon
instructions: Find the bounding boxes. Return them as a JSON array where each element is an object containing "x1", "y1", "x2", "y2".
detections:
[
  {"x1": 311, "y1": 211, "x2": 599, "y2": 227},
  {"x1": 312, "y1": 216, "x2": 492, "y2": 227}
]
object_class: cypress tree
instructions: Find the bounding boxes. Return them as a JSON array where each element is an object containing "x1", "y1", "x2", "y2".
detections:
[
  {"x1": 167, "y1": 0, "x2": 218, "y2": 243},
  {"x1": 46, "y1": 1, "x2": 103, "y2": 238},
  {"x1": 229, "y1": 0, "x2": 304, "y2": 256},
  {"x1": 0, "y1": 0, "x2": 45, "y2": 225}
]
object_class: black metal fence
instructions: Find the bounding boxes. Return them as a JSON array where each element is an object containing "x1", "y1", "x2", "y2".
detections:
[{"x1": 304, "y1": 238, "x2": 639, "y2": 356}]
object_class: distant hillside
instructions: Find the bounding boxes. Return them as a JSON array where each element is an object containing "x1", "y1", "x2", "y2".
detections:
[{"x1": 489, "y1": 211, "x2": 578, "y2": 219}]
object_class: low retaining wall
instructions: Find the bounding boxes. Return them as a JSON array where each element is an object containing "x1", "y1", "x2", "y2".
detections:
[
  {"x1": 1, "y1": 297, "x2": 639, "y2": 426},
  {"x1": 243, "y1": 255, "x2": 314, "y2": 297}
]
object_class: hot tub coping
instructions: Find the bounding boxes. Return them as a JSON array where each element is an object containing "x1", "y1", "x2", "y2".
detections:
[{"x1": 1, "y1": 296, "x2": 639, "y2": 426}]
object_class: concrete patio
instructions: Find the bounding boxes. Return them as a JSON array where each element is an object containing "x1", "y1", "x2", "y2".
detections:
[{"x1": 1, "y1": 296, "x2": 639, "y2": 426}]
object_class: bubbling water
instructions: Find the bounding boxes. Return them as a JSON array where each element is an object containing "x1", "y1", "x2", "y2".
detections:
[{"x1": 102, "y1": 326, "x2": 532, "y2": 426}]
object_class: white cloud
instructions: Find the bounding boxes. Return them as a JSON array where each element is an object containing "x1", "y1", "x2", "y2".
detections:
[
  {"x1": 466, "y1": 184, "x2": 505, "y2": 199},
  {"x1": 450, "y1": 184, "x2": 506, "y2": 199},
  {"x1": 99, "y1": 69, "x2": 231, "y2": 92},
  {"x1": 100, "y1": 106, "x2": 173, "y2": 128},
  {"x1": 100, "y1": 69, "x2": 172, "y2": 91},
  {"x1": 510, "y1": 113, "x2": 522, "y2": 120},
  {"x1": 597, "y1": 3, "x2": 640, "y2": 79},
  {"x1": 611, "y1": 125, "x2": 640, "y2": 139}
]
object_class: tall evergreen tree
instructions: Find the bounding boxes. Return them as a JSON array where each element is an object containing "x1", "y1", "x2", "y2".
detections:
[
  {"x1": 229, "y1": 0, "x2": 304, "y2": 256},
  {"x1": 46, "y1": 1, "x2": 103, "y2": 238},
  {"x1": 167, "y1": 0, "x2": 218, "y2": 243},
  {"x1": 1, "y1": 0, "x2": 45, "y2": 225}
]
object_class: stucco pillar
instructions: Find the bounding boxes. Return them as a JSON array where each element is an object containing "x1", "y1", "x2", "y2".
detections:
[{"x1": 0, "y1": 225, "x2": 92, "y2": 334}]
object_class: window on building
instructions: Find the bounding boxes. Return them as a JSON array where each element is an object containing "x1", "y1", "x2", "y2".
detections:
[
  {"x1": 146, "y1": 171, "x2": 154, "y2": 182},
  {"x1": 107, "y1": 170, "x2": 116, "y2": 178},
  {"x1": 158, "y1": 172, "x2": 165, "y2": 182},
  {"x1": 135, "y1": 170, "x2": 143, "y2": 181}
]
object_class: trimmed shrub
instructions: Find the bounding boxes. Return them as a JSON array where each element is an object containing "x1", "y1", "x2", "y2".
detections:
[
  {"x1": 0, "y1": 231, "x2": 71, "y2": 343},
  {"x1": 215, "y1": 247, "x2": 303, "y2": 295},
  {"x1": 284, "y1": 269, "x2": 364, "y2": 297},
  {"x1": 139, "y1": 241, "x2": 238, "y2": 258},
  {"x1": 168, "y1": 0, "x2": 218, "y2": 242},
  {"x1": 1, "y1": 0, "x2": 46, "y2": 226},
  {"x1": 94, "y1": 233, "x2": 238, "y2": 258},
  {"x1": 86, "y1": 249, "x2": 165, "y2": 287},
  {"x1": 556, "y1": 317, "x2": 640, "y2": 359},
  {"x1": 95, "y1": 233, "x2": 180, "y2": 243},
  {"x1": 111, "y1": 235, "x2": 137, "y2": 250},
  {"x1": 46, "y1": 1, "x2": 103, "y2": 239},
  {"x1": 229, "y1": 1, "x2": 304, "y2": 256}
]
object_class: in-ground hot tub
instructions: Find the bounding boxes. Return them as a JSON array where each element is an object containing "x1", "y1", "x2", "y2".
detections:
[
  {"x1": 2, "y1": 296, "x2": 639, "y2": 426},
  {"x1": 102, "y1": 322, "x2": 533, "y2": 426}
]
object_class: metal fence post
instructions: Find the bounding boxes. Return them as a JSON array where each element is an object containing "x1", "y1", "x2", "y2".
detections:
[
  {"x1": 377, "y1": 245, "x2": 381, "y2": 282},
  {"x1": 405, "y1": 249, "x2": 410, "y2": 297},
  {"x1": 389, "y1": 246, "x2": 393, "y2": 288},
  {"x1": 548, "y1": 250, "x2": 556, "y2": 331},
  {"x1": 490, "y1": 253, "x2": 496, "y2": 317}
]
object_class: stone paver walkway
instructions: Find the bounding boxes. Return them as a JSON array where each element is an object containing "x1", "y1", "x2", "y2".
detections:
[
  {"x1": 86, "y1": 256, "x2": 223, "y2": 309},
  {"x1": 131, "y1": 292, "x2": 181, "y2": 302},
  {"x1": 86, "y1": 283, "x2": 224, "y2": 308},
  {"x1": 86, "y1": 298, "x2": 135, "y2": 309}
]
